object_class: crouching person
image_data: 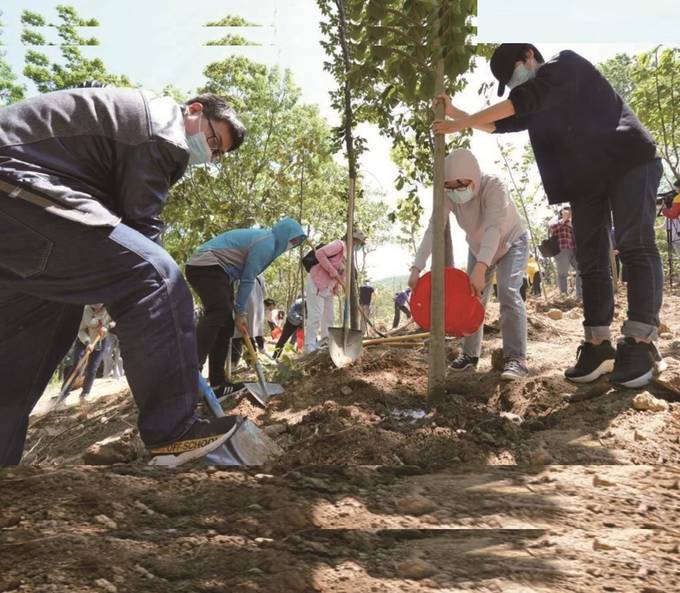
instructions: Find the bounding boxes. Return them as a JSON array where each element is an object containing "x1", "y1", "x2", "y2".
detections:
[
  {"x1": 185, "y1": 218, "x2": 306, "y2": 396},
  {"x1": 408, "y1": 148, "x2": 530, "y2": 380},
  {"x1": 0, "y1": 87, "x2": 246, "y2": 466}
]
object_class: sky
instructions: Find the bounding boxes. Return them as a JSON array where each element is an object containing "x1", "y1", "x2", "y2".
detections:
[{"x1": 1, "y1": 1, "x2": 679, "y2": 281}]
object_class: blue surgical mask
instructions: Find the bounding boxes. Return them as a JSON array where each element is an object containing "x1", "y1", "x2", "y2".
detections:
[
  {"x1": 186, "y1": 113, "x2": 213, "y2": 166},
  {"x1": 446, "y1": 186, "x2": 474, "y2": 205},
  {"x1": 507, "y1": 64, "x2": 536, "y2": 90}
]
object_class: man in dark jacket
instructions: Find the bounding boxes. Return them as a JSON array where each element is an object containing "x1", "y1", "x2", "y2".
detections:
[
  {"x1": 0, "y1": 87, "x2": 246, "y2": 466},
  {"x1": 433, "y1": 44, "x2": 663, "y2": 390},
  {"x1": 392, "y1": 288, "x2": 411, "y2": 329}
]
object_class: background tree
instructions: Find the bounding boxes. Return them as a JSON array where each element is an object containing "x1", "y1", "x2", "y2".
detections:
[
  {"x1": 599, "y1": 47, "x2": 680, "y2": 184},
  {"x1": 162, "y1": 55, "x2": 388, "y2": 309},
  {"x1": 21, "y1": 4, "x2": 132, "y2": 91},
  {"x1": 205, "y1": 13, "x2": 260, "y2": 47},
  {"x1": 495, "y1": 141, "x2": 556, "y2": 289},
  {"x1": 317, "y1": 0, "x2": 477, "y2": 399},
  {"x1": 387, "y1": 194, "x2": 424, "y2": 257},
  {"x1": 0, "y1": 11, "x2": 26, "y2": 105},
  {"x1": 599, "y1": 47, "x2": 680, "y2": 283},
  {"x1": 205, "y1": 16, "x2": 258, "y2": 27}
]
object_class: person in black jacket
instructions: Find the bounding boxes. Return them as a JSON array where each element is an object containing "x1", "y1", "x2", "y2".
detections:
[
  {"x1": 273, "y1": 298, "x2": 305, "y2": 359},
  {"x1": 0, "y1": 88, "x2": 247, "y2": 466},
  {"x1": 433, "y1": 43, "x2": 663, "y2": 389}
]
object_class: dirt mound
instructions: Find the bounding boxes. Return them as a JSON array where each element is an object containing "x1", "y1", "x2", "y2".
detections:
[{"x1": 23, "y1": 291, "x2": 680, "y2": 470}]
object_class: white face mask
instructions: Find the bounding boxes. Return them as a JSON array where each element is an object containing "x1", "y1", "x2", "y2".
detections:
[
  {"x1": 446, "y1": 186, "x2": 475, "y2": 205},
  {"x1": 186, "y1": 113, "x2": 213, "y2": 166},
  {"x1": 507, "y1": 63, "x2": 536, "y2": 90}
]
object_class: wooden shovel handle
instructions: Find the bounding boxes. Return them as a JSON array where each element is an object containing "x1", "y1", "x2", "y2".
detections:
[{"x1": 363, "y1": 332, "x2": 429, "y2": 346}]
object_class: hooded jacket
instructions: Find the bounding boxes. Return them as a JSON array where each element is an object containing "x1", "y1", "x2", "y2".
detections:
[
  {"x1": 413, "y1": 149, "x2": 527, "y2": 270},
  {"x1": 186, "y1": 218, "x2": 305, "y2": 313},
  {"x1": 0, "y1": 87, "x2": 189, "y2": 243}
]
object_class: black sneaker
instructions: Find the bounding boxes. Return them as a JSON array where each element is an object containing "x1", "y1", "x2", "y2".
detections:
[
  {"x1": 450, "y1": 353, "x2": 479, "y2": 372},
  {"x1": 148, "y1": 415, "x2": 240, "y2": 467},
  {"x1": 501, "y1": 359, "x2": 528, "y2": 381},
  {"x1": 564, "y1": 341, "x2": 616, "y2": 383},
  {"x1": 610, "y1": 338, "x2": 656, "y2": 389}
]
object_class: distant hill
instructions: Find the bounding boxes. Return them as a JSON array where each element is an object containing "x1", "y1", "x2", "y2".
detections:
[{"x1": 372, "y1": 274, "x2": 410, "y2": 294}]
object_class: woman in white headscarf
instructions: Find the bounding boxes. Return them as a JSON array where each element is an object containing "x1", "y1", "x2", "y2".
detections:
[{"x1": 408, "y1": 148, "x2": 530, "y2": 380}]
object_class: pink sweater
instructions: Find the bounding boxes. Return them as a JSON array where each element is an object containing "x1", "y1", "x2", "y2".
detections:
[{"x1": 309, "y1": 240, "x2": 346, "y2": 293}]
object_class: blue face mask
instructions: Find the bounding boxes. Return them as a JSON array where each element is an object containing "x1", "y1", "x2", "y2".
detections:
[
  {"x1": 186, "y1": 113, "x2": 213, "y2": 166},
  {"x1": 507, "y1": 64, "x2": 536, "y2": 90},
  {"x1": 446, "y1": 186, "x2": 474, "y2": 205}
]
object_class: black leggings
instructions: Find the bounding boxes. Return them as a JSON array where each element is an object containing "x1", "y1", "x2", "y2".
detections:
[{"x1": 186, "y1": 264, "x2": 234, "y2": 386}]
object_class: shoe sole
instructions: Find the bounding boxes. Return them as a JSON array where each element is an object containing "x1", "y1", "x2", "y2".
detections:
[
  {"x1": 610, "y1": 368, "x2": 654, "y2": 390},
  {"x1": 565, "y1": 359, "x2": 615, "y2": 383},
  {"x1": 450, "y1": 364, "x2": 477, "y2": 372},
  {"x1": 148, "y1": 422, "x2": 239, "y2": 468},
  {"x1": 501, "y1": 372, "x2": 527, "y2": 381},
  {"x1": 654, "y1": 359, "x2": 668, "y2": 374}
]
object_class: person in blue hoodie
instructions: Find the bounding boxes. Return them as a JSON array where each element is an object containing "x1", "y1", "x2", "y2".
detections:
[{"x1": 185, "y1": 218, "x2": 306, "y2": 395}]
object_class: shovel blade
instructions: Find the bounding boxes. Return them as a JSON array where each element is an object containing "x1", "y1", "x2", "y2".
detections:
[
  {"x1": 328, "y1": 326, "x2": 363, "y2": 368},
  {"x1": 203, "y1": 418, "x2": 283, "y2": 466},
  {"x1": 243, "y1": 382, "x2": 284, "y2": 407}
]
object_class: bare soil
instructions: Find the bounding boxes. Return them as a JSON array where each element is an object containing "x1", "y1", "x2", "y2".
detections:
[{"x1": 2, "y1": 289, "x2": 679, "y2": 592}]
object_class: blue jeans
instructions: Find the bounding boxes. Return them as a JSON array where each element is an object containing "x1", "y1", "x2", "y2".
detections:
[
  {"x1": 0, "y1": 194, "x2": 199, "y2": 464},
  {"x1": 554, "y1": 248, "x2": 582, "y2": 299},
  {"x1": 62, "y1": 339, "x2": 106, "y2": 395},
  {"x1": 463, "y1": 232, "x2": 529, "y2": 362},
  {"x1": 571, "y1": 158, "x2": 663, "y2": 341}
]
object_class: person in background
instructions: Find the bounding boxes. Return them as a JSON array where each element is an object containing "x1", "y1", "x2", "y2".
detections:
[
  {"x1": 185, "y1": 219, "x2": 306, "y2": 397},
  {"x1": 264, "y1": 298, "x2": 277, "y2": 333},
  {"x1": 273, "y1": 298, "x2": 305, "y2": 359},
  {"x1": 392, "y1": 288, "x2": 411, "y2": 328},
  {"x1": 102, "y1": 331, "x2": 124, "y2": 380},
  {"x1": 550, "y1": 206, "x2": 581, "y2": 300},
  {"x1": 359, "y1": 279, "x2": 375, "y2": 335},
  {"x1": 303, "y1": 238, "x2": 345, "y2": 354},
  {"x1": 527, "y1": 256, "x2": 541, "y2": 297},
  {"x1": 661, "y1": 179, "x2": 680, "y2": 258},
  {"x1": 61, "y1": 304, "x2": 113, "y2": 399}
]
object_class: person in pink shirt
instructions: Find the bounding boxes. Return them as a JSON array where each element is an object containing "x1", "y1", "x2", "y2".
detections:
[{"x1": 304, "y1": 240, "x2": 345, "y2": 353}]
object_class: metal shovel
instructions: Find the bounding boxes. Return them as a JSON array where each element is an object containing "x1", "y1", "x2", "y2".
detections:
[
  {"x1": 242, "y1": 332, "x2": 284, "y2": 407},
  {"x1": 203, "y1": 415, "x2": 283, "y2": 465},
  {"x1": 328, "y1": 280, "x2": 363, "y2": 368},
  {"x1": 190, "y1": 376, "x2": 283, "y2": 466}
]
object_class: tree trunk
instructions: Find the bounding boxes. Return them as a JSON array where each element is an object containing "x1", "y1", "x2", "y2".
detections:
[
  {"x1": 428, "y1": 54, "x2": 447, "y2": 404},
  {"x1": 335, "y1": 0, "x2": 359, "y2": 329}
]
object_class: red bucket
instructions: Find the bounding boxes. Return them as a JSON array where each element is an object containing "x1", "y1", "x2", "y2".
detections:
[{"x1": 410, "y1": 268, "x2": 484, "y2": 337}]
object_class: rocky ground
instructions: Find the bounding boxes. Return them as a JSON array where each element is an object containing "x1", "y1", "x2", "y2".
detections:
[{"x1": 1, "y1": 288, "x2": 679, "y2": 592}]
